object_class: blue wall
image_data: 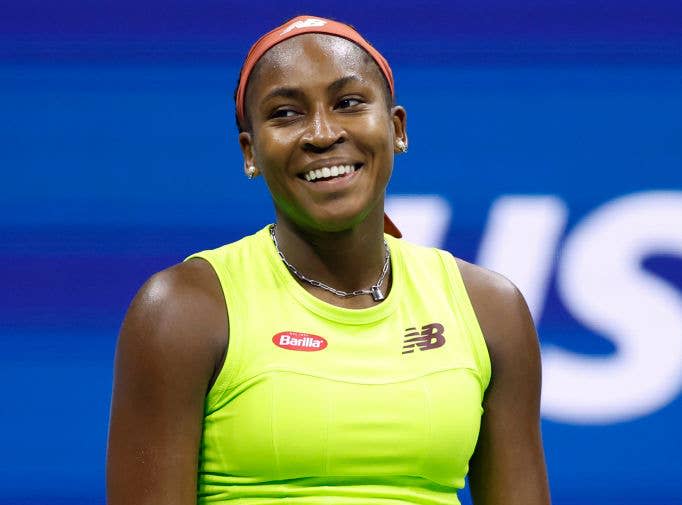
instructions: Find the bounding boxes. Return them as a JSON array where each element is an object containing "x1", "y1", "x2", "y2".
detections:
[{"x1": 2, "y1": 2, "x2": 681, "y2": 504}]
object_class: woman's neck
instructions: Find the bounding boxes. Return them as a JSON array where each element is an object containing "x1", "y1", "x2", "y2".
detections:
[{"x1": 272, "y1": 211, "x2": 391, "y2": 308}]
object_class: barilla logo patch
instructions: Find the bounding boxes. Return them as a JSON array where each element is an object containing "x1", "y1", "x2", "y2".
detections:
[
  {"x1": 273, "y1": 331, "x2": 328, "y2": 352},
  {"x1": 280, "y1": 18, "x2": 327, "y2": 35}
]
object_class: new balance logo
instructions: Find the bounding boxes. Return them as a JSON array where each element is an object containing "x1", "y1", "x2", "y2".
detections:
[
  {"x1": 402, "y1": 323, "x2": 446, "y2": 354},
  {"x1": 280, "y1": 18, "x2": 327, "y2": 35}
]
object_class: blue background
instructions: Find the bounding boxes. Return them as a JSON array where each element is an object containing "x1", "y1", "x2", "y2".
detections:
[{"x1": 1, "y1": 1, "x2": 681, "y2": 503}]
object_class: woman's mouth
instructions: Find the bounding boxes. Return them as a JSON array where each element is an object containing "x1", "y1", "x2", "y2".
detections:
[{"x1": 300, "y1": 163, "x2": 362, "y2": 182}]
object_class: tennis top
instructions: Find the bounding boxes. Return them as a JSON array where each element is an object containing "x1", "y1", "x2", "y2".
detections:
[{"x1": 187, "y1": 225, "x2": 491, "y2": 504}]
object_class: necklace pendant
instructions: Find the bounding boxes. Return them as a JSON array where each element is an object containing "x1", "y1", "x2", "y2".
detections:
[{"x1": 371, "y1": 286, "x2": 385, "y2": 302}]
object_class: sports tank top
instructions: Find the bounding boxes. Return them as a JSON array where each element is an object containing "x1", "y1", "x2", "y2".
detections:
[{"x1": 187, "y1": 226, "x2": 491, "y2": 504}]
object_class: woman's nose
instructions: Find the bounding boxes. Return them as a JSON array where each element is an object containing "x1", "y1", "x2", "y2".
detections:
[{"x1": 301, "y1": 108, "x2": 345, "y2": 151}]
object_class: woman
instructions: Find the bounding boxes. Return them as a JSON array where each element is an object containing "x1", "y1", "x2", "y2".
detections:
[{"x1": 107, "y1": 15, "x2": 550, "y2": 505}]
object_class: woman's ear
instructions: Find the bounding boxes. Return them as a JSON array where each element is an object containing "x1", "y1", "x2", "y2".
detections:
[
  {"x1": 391, "y1": 106, "x2": 408, "y2": 153},
  {"x1": 239, "y1": 131, "x2": 260, "y2": 178}
]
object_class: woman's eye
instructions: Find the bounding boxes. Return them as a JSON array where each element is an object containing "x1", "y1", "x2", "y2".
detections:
[
  {"x1": 337, "y1": 98, "x2": 362, "y2": 109},
  {"x1": 270, "y1": 108, "x2": 298, "y2": 119}
]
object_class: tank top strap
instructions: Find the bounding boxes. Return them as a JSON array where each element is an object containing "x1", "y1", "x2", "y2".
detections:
[{"x1": 435, "y1": 249, "x2": 492, "y2": 391}]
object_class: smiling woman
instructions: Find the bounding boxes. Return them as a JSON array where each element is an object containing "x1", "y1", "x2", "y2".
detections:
[
  {"x1": 106, "y1": 15, "x2": 550, "y2": 505},
  {"x1": 238, "y1": 26, "x2": 403, "y2": 244}
]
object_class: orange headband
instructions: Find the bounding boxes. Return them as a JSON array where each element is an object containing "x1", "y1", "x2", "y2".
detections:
[{"x1": 235, "y1": 15, "x2": 395, "y2": 128}]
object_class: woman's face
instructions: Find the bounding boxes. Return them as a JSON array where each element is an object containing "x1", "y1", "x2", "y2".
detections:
[{"x1": 239, "y1": 34, "x2": 407, "y2": 234}]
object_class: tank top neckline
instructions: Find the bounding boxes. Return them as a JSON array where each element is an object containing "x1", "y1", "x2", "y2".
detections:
[{"x1": 260, "y1": 225, "x2": 403, "y2": 325}]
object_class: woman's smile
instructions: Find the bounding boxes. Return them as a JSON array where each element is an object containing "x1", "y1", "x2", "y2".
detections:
[{"x1": 299, "y1": 162, "x2": 361, "y2": 183}]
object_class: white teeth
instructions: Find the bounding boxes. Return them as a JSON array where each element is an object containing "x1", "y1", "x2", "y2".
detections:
[{"x1": 303, "y1": 164, "x2": 357, "y2": 181}]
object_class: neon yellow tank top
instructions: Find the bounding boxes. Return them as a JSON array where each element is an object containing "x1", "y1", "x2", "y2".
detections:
[{"x1": 187, "y1": 226, "x2": 491, "y2": 504}]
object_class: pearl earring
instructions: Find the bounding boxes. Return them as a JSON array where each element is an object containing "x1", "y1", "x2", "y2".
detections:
[
  {"x1": 395, "y1": 139, "x2": 408, "y2": 153},
  {"x1": 246, "y1": 165, "x2": 256, "y2": 179}
]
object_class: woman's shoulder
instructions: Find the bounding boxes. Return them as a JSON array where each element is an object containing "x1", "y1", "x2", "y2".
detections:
[
  {"x1": 453, "y1": 257, "x2": 539, "y2": 366},
  {"x1": 136, "y1": 258, "x2": 225, "y2": 330},
  {"x1": 149, "y1": 256, "x2": 226, "y2": 337},
  {"x1": 117, "y1": 258, "x2": 227, "y2": 385},
  {"x1": 454, "y1": 257, "x2": 521, "y2": 307}
]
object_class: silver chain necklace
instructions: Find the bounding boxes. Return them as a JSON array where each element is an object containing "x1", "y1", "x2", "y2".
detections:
[{"x1": 269, "y1": 224, "x2": 391, "y2": 302}]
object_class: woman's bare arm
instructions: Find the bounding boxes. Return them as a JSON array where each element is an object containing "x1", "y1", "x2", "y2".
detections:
[
  {"x1": 458, "y1": 260, "x2": 551, "y2": 505},
  {"x1": 107, "y1": 259, "x2": 227, "y2": 505}
]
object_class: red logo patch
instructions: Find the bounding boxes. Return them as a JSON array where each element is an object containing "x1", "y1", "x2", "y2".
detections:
[{"x1": 273, "y1": 331, "x2": 328, "y2": 352}]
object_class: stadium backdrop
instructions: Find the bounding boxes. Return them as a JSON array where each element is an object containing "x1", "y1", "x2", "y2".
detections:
[{"x1": 1, "y1": 1, "x2": 681, "y2": 504}]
